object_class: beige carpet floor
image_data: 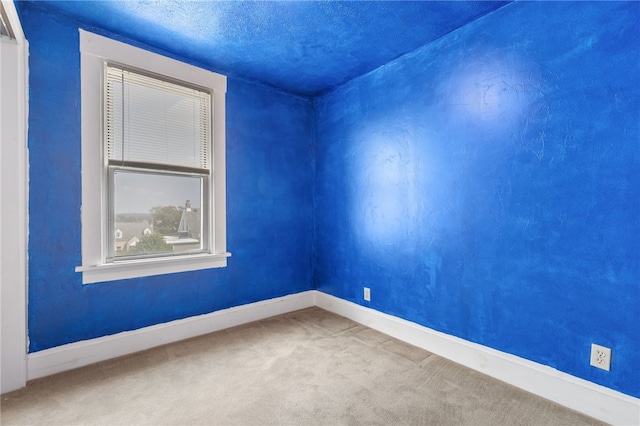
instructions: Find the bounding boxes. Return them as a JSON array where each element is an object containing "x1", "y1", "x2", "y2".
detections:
[{"x1": 1, "y1": 307, "x2": 603, "y2": 425}]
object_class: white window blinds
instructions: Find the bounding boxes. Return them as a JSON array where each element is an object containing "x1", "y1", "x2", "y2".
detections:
[{"x1": 105, "y1": 65, "x2": 211, "y2": 173}]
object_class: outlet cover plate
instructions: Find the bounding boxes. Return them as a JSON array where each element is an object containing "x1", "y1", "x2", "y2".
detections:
[
  {"x1": 363, "y1": 287, "x2": 371, "y2": 302},
  {"x1": 590, "y1": 343, "x2": 611, "y2": 371}
]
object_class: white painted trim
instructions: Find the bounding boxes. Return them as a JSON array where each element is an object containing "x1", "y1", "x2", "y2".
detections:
[
  {"x1": 76, "y1": 252, "x2": 232, "y2": 285},
  {"x1": 22, "y1": 290, "x2": 640, "y2": 424},
  {"x1": 0, "y1": 0, "x2": 28, "y2": 394},
  {"x1": 27, "y1": 291, "x2": 316, "y2": 381},
  {"x1": 79, "y1": 30, "x2": 226, "y2": 92},
  {"x1": 314, "y1": 292, "x2": 640, "y2": 426},
  {"x1": 77, "y1": 29, "x2": 228, "y2": 284}
]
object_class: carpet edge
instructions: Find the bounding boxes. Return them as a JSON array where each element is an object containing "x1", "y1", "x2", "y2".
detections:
[{"x1": 314, "y1": 291, "x2": 639, "y2": 426}]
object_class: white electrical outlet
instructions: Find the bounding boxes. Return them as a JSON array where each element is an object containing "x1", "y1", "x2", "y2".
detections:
[
  {"x1": 590, "y1": 343, "x2": 611, "y2": 371},
  {"x1": 363, "y1": 287, "x2": 371, "y2": 301}
]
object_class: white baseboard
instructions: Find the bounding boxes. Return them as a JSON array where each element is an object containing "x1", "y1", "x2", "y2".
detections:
[
  {"x1": 314, "y1": 292, "x2": 640, "y2": 426},
  {"x1": 27, "y1": 291, "x2": 316, "y2": 381},
  {"x1": 25, "y1": 289, "x2": 639, "y2": 425}
]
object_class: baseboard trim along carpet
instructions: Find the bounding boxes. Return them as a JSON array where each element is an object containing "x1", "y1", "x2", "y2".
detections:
[
  {"x1": 27, "y1": 291, "x2": 316, "y2": 381},
  {"x1": 26, "y1": 290, "x2": 638, "y2": 425},
  {"x1": 314, "y1": 292, "x2": 640, "y2": 426}
]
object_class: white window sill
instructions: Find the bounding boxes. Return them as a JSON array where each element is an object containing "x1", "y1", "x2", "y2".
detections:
[{"x1": 76, "y1": 252, "x2": 231, "y2": 285}]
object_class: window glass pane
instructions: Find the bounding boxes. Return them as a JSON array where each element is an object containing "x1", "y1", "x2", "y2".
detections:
[{"x1": 112, "y1": 170, "x2": 204, "y2": 258}]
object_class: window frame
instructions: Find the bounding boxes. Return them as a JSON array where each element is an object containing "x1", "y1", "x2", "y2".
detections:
[
  {"x1": 76, "y1": 30, "x2": 229, "y2": 284},
  {"x1": 107, "y1": 167, "x2": 208, "y2": 261}
]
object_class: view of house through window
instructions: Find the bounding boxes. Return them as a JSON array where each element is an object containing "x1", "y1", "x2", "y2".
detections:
[
  {"x1": 105, "y1": 63, "x2": 212, "y2": 262},
  {"x1": 111, "y1": 170, "x2": 203, "y2": 259},
  {"x1": 78, "y1": 30, "x2": 228, "y2": 283}
]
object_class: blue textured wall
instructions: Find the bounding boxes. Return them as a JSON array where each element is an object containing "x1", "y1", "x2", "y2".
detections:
[
  {"x1": 315, "y1": 1, "x2": 640, "y2": 397},
  {"x1": 19, "y1": 4, "x2": 314, "y2": 352},
  {"x1": 19, "y1": 0, "x2": 507, "y2": 96},
  {"x1": 17, "y1": 0, "x2": 640, "y2": 400}
]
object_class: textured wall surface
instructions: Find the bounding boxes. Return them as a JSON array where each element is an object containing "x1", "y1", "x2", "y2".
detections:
[
  {"x1": 16, "y1": 0, "x2": 640, "y2": 400},
  {"x1": 314, "y1": 1, "x2": 639, "y2": 397},
  {"x1": 20, "y1": 0, "x2": 507, "y2": 96},
  {"x1": 20, "y1": 4, "x2": 314, "y2": 352}
]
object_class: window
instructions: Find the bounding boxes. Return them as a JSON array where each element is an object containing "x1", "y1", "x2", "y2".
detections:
[
  {"x1": 76, "y1": 30, "x2": 229, "y2": 284},
  {"x1": 105, "y1": 65, "x2": 211, "y2": 260}
]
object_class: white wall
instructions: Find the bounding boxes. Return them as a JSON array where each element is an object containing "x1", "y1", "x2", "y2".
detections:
[{"x1": 0, "y1": 0, "x2": 28, "y2": 394}]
